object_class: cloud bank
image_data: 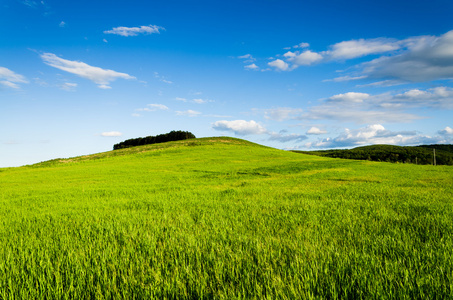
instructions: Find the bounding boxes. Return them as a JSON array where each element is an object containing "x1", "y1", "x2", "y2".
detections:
[
  {"x1": 299, "y1": 87, "x2": 453, "y2": 124},
  {"x1": 264, "y1": 30, "x2": 453, "y2": 84},
  {"x1": 305, "y1": 124, "x2": 452, "y2": 149}
]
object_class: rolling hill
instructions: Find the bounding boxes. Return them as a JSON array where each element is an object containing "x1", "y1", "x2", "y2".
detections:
[{"x1": 1, "y1": 137, "x2": 452, "y2": 298}]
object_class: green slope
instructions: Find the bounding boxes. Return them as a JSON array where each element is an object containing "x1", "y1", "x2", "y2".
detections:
[{"x1": 1, "y1": 137, "x2": 453, "y2": 298}]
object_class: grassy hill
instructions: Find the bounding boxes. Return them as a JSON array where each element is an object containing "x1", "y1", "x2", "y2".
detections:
[
  {"x1": 294, "y1": 144, "x2": 453, "y2": 165},
  {"x1": 1, "y1": 137, "x2": 452, "y2": 298}
]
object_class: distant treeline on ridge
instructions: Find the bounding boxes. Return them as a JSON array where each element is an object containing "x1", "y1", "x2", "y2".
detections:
[
  {"x1": 293, "y1": 144, "x2": 453, "y2": 165},
  {"x1": 113, "y1": 130, "x2": 196, "y2": 150}
]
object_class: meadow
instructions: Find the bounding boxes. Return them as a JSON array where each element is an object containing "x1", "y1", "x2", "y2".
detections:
[{"x1": 0, "y1": 137, "x2": 452, "y2": 299}]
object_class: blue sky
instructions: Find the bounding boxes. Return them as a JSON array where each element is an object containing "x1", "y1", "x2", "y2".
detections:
[{"x1": 1, "y1": 0, "x2": 453, "y2": 167}]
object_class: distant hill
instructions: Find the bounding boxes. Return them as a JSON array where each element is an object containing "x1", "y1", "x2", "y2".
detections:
[{"x1": 292, "y1": 144, "x2": 453, "y2": 165}]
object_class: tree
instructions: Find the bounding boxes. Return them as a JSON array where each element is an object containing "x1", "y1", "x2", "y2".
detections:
[{"x1": 113, "y1": 130, "x2": 196, "y2": 150}]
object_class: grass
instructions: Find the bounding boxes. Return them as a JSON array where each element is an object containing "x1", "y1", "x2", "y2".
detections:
[{"x1": 0, "y1": 137, "x2": 452, "y2": 299}]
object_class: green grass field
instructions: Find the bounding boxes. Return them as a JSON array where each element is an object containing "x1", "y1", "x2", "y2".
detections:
[{"x1": 1, "y1": 137, "x2": 452, "y2": 299}]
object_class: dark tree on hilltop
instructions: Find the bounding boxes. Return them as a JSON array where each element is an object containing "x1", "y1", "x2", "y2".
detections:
[{"x1": 113, "y1": 130, "x2": 196, "y2": 150}]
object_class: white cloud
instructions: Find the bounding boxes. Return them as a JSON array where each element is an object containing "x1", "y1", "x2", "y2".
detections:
[
  {"x1": 302, "y1": 87, "x2": 453, "y2": 124},
  {"x1": 388, "y1": 87, "x2": 453, "y2": 109},
  {"x1": 176, "y1": 110, "x2": 201, "y2": 117},
  {"x1": 327, "y1": 92, "x2": 370, "y2": 103},
  {"x1": 439, "y1": 126, "x2": 453, "y2": 135},
  {"x1": 324, "y1": 75, "x2": 367, "y2": 82},
  {"x1": 385, "y1": 87, "x2": 453, "y2": 109},
  {"x1": 238, "y1": 54, "x2": 255, "y2": 61},
  {"x1": 59, "y1": 21, "x2": 66, "y2": 27},
  {"x1": 305, "y1": 124, "x2": 436, "y2": 149},
  {"x1": 212, "y1": 120, "x2": 267, "y2": 136},
  {"x1": 101, "y1": 131, "x2": 122, "y2": 137},
  {"x1": 104, "y1": 25, "x2": 164, "y2": 37},
  {"x1": 268, "y1": 59, "x2": 289, "y2": 71},
  {"x1": 328, "y1": 38, "x2": 400, "y2": 60},
  {"x1": 0, "y1": 67, "x2": 28, "y2": 89},
  {"x1": 192, "y1": 98, "x2": 212, "y2": 104},
  {"x1": 287, "y1": 50, "x2": 323, "y2": 66},
  {"x1": 148, "y1": 104, "x2": 169, "y2": 110},
  {"x1": 0, "y1": 81, "x2": 20, "y2": 89},
  {"x1": 40, "y1": 53, "x2": 135, "y2": 89},
  {"x1": 306, "y1": 127, "x2": 327, "y2": 135},
  {"x1": 175, "y1": 97, "x2": 187, "y2": 102},
  {"x1": 212, "y1": 120, "x2": 306, "y2": 142},
  {"x1": 244, "y1": 63, "x2": 259, "y2": 70}
]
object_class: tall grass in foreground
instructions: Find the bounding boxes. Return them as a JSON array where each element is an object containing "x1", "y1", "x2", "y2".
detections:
[{"x1": 0, "y1": 137, "x2": 452, "y2": 299}]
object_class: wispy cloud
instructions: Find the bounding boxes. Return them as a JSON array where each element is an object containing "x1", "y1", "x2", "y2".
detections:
[
  {"x1": 328, "y1": 38, "x2": 400, "y2": 60},
  {"x1": 21, "y1": 0, "x2": 52, "y2": 15},
  {"x1": 238, "y1": 54, "x2": 256, "y2": 63},
  {"x1": 40, "y1": 53, "x2": 135, "y2": 89},
  {"x1": 176, "y1": 110, "x2": 201, "y2": 117},
  {"x1": 136, "y1": 104, "x2": 169, "y2": 112},
  {"x1": 154, "y1": 72, "x2": 173, "y2": 84},
  {"x1": 101, "y1": 131, "x2": 122, "y2": 137},
  {"x1": 192, "y1": 98, "x2": 214, "y2": 104},
  {"x1": 268, "y1": 131, "x2": 307, "y2": 142},
  {"x1": 59, "y1": 82, "x2": 77, "y2": 91},
  {"x1": 22, "y1": 0, "x2": 39, "y2": 8},
  {"x1": 0, "y1": 67, "x2": 28, "y2": 89},
  {"x1": 104, "y1": 25, "x2": 164, "y2": 37},
  {"x1": 262, "y1": 107, "x2": 303, "y2": 121}
]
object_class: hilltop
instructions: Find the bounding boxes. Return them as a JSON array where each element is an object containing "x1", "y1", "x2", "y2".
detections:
[{"x1": 28, "y1": 137, "x2": 260, "y2": 167}]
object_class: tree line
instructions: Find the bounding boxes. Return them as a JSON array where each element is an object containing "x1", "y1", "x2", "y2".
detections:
[
  {"x1": 113, "y1": 130, "x2": 196, "y2": 150},
  {"x1": 293, "y1": 144, "x2": 453, "y2": 165}
]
